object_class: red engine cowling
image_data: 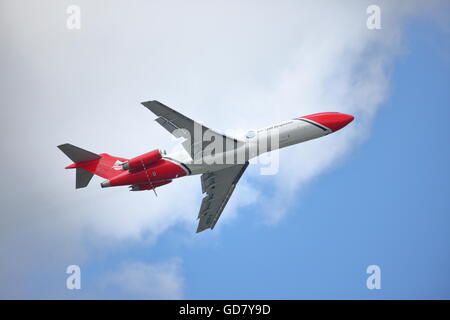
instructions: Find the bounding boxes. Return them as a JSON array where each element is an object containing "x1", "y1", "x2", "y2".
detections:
[{"x1": 122, "y1": 149, "x2": 164, "y2": 171}]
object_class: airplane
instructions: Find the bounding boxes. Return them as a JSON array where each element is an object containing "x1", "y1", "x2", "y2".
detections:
[{"x1": 58, "y1": 100, "x2": 354, "y2": 232}]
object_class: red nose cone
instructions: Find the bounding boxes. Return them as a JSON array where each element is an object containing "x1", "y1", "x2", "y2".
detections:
[{"x1": 301, "y1": 112, "x2": 354, "y2": 132}]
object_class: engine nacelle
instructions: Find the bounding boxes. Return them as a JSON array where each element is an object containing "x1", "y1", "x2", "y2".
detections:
[
  {"x1": 122, "y1": 149, "x2": 164, "y2": 171},
  {"x1": 130, "y1": 180, "x2": 172, "y2": 191}
]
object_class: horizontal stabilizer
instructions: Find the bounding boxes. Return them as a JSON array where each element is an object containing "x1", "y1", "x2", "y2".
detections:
[
  {"x1": 76, "y1": 168, "x2": 94, "y2": 189},
  {"x1": 58, "y1": 143, "x2": 100, "y2": 163},
  {"x1": 58, "y1": 143, "x2": 129, "y2": 189},
  {"x1": 58, "y1": 143, "x2": 102, "y2": 189}
]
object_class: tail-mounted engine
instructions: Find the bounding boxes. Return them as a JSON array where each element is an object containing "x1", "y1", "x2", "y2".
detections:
[
  {"x1": 122, "y1": 149, "x2": 166, "y2": 171},
  {"x1": 130, "y1": 180, "x2": 172, "y2": 191}
]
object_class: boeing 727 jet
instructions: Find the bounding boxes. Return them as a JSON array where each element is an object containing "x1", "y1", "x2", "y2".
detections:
[{"x1": 58, "y1": 101, "x2": 354, "y2": 232}]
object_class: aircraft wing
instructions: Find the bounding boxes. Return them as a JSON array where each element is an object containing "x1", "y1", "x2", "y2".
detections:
[
  {"x1": 196, "y1": 162, "x2": 249, "y2": 233},
  {"x1": 142, "y1": 100, "x2": 241, "y2": 161}
]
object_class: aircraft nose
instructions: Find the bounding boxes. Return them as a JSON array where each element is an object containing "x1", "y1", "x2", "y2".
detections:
[{"x1": 302, "y1": 112, "x2": 354, "y2": 132}]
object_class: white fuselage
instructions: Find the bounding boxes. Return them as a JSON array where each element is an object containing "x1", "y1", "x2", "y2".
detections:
[
  {"x1": 248, "y1": 118, "x2": 331, "y2": 152},
  {"x1": 169, "y1": 118, "x2": 331, "y2": 175}
]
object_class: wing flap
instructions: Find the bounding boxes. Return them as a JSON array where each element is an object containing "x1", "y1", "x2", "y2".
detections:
[
  {"x1": 155, "y1": 117, "x2": 182, "y2": 136},
  {"x1": 196, "y1": 162, "x2": 249, "y2": 232}
]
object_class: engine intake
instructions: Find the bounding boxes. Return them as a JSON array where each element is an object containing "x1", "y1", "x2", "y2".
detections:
[{"x1": 122, "y1": 149, "x2": 165, "y2": 171}]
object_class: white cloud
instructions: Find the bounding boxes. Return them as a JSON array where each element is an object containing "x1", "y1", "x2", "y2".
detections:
[{"x1": 0, "y1": 0, "x2": 446, "y2": 298}]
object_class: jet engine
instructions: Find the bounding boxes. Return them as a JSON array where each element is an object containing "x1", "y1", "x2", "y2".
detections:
[
  {"x1": 122, "y1": 149, "x2": 165, "y2": 171},
  {"x1": 130, "y1": 180, "x2": 172, "y2": 191}
]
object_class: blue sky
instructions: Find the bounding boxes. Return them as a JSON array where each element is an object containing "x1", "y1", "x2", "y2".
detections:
[
  {"x1": 83, "y1": 15, "x2": 449, "y2": 299},
  {"x1": 0, "y1": 1, "x2": 449, "y2": 299}
]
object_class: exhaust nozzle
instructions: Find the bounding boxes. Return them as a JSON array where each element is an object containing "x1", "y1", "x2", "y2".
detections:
[{"x1": 101, "y1": 180, "x2": 111, "y2": 188}]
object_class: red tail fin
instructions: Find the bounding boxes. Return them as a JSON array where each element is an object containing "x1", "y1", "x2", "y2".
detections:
[
  {"x1": 66, "y1": 153, "x2": 128, "y2": 179},
  {"x1": 58, "y1": 144, "x2": 128, "y2": 188}
]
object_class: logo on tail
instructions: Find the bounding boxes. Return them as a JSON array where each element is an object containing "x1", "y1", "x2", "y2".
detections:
[{"x1": 112, "y1": 160, "x2": 126, "y2": 171}]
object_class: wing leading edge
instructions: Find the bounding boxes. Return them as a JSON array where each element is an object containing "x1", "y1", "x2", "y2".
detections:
[
  {"x1": 197, "y1": 162, "x2": 249, "y2": 233},
  {"x1": 141, "y1": 100, "x2": 242, "y2": 162}
]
